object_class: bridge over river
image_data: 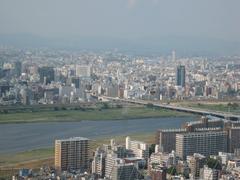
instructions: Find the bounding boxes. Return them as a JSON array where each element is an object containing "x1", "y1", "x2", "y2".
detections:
[{"x1": 100, "y1": 96, "x2": 240, "y2": 121}]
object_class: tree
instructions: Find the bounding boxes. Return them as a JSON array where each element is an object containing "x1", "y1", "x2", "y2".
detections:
[
  {"x1": 149, "y1": 144, "x2": 156, "y2": 157},
  {"x1": 102, "y1": 102, "x2": 110, "y2": 109},
  {"x1": 167, "y1": 167, "x2": 177, "y2": 175},
  {"x1": 146, "y1": 103, "x2": 154, "y2": 108},
  {"x1": 54, "y1": 107, "x2": 59, "y2": 111},
  {"x1": 206, "y1": 158, "x2": 222, "y2": 170}
]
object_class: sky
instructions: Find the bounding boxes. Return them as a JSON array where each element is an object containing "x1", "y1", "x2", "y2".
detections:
[{"x1": 0, "y1": 0, "x2": 240, "y2": 54}]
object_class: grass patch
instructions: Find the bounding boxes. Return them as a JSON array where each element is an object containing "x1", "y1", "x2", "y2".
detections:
[{"x1": 0, "y1": 106, "x2": 190, "y2": 124}]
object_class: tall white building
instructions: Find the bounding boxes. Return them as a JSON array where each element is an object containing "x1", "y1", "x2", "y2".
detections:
[
  {"x1": 125, "y1": 136, "x2": 149, "y2": 159},
  {"x1": 92, "y1": 147, "x2": 106, "y2": 178},
  {"x1": 105, "y1": 155, "x2": 139, "y2": 180}
]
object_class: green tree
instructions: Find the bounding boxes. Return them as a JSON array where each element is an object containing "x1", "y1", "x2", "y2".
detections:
[
  {"x1": 206, "y1": 158, "x2": 222, "y2": 170},
  {"x1": 167, "y1": 167, "x2": 177, "y2": 175},
  {"x1": 149, "y1": 144, "x2": 156, "y2": 157}
]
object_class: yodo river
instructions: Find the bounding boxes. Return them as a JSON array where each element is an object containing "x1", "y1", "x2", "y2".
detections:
[{"x1": 0, "y1": 116, "x2": 196, "y2": 154}]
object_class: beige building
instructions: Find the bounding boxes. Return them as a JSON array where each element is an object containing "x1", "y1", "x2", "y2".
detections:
[
  {"x1": 187, "y1": 153, "x2": 205, "y2": 178},
  {"x1": 55, "y1": 137, "x2": 90, "y2": 172},
  {"x1": 176, "y1": 131, "x2": 227, "y2": 159}
]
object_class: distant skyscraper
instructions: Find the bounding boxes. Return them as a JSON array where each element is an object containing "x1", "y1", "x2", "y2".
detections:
[
  {"x1": 55, "y1": 137, "x2": 90, "y2": 172},
  {"x1": 14, "y1": 61, "x2": 22, "y2": 76},
  {"x1": 172, "y1": 50, "x2": 176, "y2": 62},
  {"x1": 38, "y1": 67, "x2": 55, "y2": 85},
  {"x1": 71, "y1": 77, "x2": 80, "y2": 88},
  {"x1": 176, "y1": 65, "x2": 186, "y2": 87}
]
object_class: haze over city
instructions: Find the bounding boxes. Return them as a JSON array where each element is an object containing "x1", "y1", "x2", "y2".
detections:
[{"x1": 1, "y1": 0, "x2": 240, "y2": 55}]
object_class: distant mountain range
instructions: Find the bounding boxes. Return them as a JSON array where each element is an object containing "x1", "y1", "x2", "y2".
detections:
[{"x1": 0, "y1": 33, "x2": 240, "y2": 56}]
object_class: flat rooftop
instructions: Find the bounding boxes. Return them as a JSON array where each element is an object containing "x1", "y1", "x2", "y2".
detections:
[{"x1": 55, "y1": 137, "x2": 90, "y2": 142}]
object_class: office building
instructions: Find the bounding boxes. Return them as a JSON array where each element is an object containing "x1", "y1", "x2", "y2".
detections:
[
  {"x1": 176, "y1": 131, "x2": 227, "y2": 159},
  {"x1": 55, "y1": 137, "x2": 90, "y2": 172},
  {"x1": 38, "y1": 67, "x2": 55, "y2": 84},
  {"x1": 14, "y1": 61, "x2": 22, "y2": 76},
  {"x1": 176, "y1": 65, "x2": 186, "y2": 87}
]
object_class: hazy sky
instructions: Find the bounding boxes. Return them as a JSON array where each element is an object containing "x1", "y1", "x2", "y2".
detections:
[{"x1": 0, "y1": 0, "x2": 240, "y2": 42}]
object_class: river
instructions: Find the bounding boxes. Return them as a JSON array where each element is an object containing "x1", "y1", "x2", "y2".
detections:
[{"x1": 0, "y1": 116, "x2": 196, "y2": 154}]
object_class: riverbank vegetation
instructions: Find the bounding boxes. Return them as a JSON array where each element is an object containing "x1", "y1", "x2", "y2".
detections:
[{"x1": 0, "y1": 103, "x2": 191, "y2": 124}]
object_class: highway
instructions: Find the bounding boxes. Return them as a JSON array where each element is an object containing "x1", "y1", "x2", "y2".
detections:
[{"x1": 100, "y1": 96, "x2": 240, "y2": 120}]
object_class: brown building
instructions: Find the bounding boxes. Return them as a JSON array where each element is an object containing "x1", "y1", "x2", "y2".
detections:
[
  {"x1": 228, "y1": 127, "x2": 240, "y2": 153},
  {"x1": 55, "y1": 137, "x2": 90, "y2": 172},
  {"x1": 155, "y1": 129, "x2": 186, "y2": 153},
  {"x1": 149, "y1": 165, "x2": 167, "y2": 180}
]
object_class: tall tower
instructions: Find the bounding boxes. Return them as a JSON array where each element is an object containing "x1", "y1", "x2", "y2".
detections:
[
  {"x1": 126, "y1": 136, "x2": 131, "y2": 150},
  {"x1": 176, "y1": 65, "x2": 186, "y2": 87},
  {"x1": 172, "y1": 50, "x2": 176, "y2": 62}
]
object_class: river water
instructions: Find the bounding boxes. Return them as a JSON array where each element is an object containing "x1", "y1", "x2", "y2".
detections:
[{"x1": 0, "y1": 116, "x2": 196, "y2": 154}]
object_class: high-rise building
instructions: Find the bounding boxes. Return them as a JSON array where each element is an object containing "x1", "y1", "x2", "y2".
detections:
[
  {"x1": 55, "y1": 137, "x2": 90, "y2": 172},
  {"x1": 176, "y1": 65, "x2": 186, "y2": 87},
  {"x1": 187, "y1": 153, "x2": 206, "y2": 178},
  {"x1": 155, "y1": 129, "x2": 187, "y2": 153},
  {"x1": 38, "y1": 67, "x2": 55, "y2": 85},
  {"x1": 71, "y1": 77, "x2": 81, "y2": 89},
  {"x1": 176, "y1": 131, "x2": 227, "y2": 159},
  {"x1": 126, "y1": 136, "x2": 149, "y2": 159},
  {"x1": 172, "y1": 50, "x2": 176, "y2": 62},
  {"x1": 92, "y1": 148, "x2": 106, "y2": 178},
  {"x1": 105, "y1": 157, "x2": 139, "y2": 180},
  {"x1": 228, "y1": 127, "x2": 240, "y2": 153},
  {"x1": 14, "y1": 61, "x2": 22, "y2": 76}
]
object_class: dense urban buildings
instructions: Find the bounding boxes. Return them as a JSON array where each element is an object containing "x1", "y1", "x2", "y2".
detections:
[
  {"x1": 0, "y1": 48, "x2": 240, "y2": 179},
  {"x1": 0, "y1": 47, "x2": 240, "y2": 105}
]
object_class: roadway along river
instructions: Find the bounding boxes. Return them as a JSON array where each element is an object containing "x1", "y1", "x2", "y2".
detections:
[{"x1": 0, "y1": 116, "x2": 195, "y2": 154}]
